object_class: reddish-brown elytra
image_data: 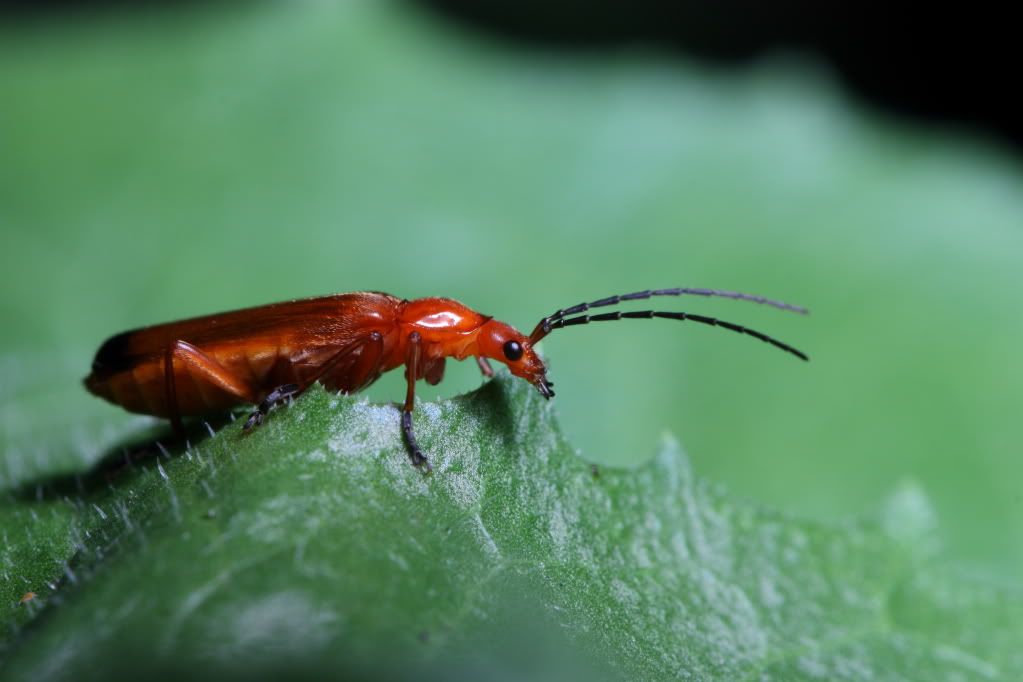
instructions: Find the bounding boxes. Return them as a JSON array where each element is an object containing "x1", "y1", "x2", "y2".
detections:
[{"x1": 84, "y1": 288, "x2": 808, "y2": 471}]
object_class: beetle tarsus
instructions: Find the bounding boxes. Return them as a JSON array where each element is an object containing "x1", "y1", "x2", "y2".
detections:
[
  {"x1": 401, "y1": 410, "x2": 432, "y2": 473},
  {"x1": 243, "y1": 383, "x2": 301, "y2": 431},
  {"x1": 242, "y1": 412, "x2": 263, "y2": 430}
]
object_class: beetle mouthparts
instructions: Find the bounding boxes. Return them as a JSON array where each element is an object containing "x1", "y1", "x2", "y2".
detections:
[{"x1": 535, "y1": 378, "x2": 555, "y2": 400}]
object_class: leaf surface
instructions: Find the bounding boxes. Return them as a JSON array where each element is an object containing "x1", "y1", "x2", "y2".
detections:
[{"x1": 2, "y1": 377, "x2": 1019, "y2": 680}]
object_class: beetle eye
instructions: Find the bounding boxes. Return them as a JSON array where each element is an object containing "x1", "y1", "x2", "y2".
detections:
[{"x1": 502, "y1": 340, "x2": 524, "y2": 361}]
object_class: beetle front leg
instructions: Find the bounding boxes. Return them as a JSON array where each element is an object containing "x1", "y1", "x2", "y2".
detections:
[
  {"x1": 402, "y1": 331, "x2": 431, "y2": 472},
  {"x1": 475, "y1": 356, "x2": 495, "y2": 378}
]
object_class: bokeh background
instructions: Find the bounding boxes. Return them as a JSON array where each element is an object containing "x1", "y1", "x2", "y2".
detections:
[{"x1": 2, "y1": 1, "x2": 1021, "y2": 581}]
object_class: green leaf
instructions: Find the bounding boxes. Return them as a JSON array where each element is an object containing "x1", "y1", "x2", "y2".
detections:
[
  {"x1": 2, "y1": 2, "x2": 1022, "y2": 678},
  {"x1": 3, "y1": 0, "x2": 1023, "y2": 576},
  {"x1": 3, "y1": 375, "x2": 1020, "y2": 680}
]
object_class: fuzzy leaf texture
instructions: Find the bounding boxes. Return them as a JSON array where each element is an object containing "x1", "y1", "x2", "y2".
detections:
[{"x1": 1, "y1": 375, "x2": 1020, "y2": 681}]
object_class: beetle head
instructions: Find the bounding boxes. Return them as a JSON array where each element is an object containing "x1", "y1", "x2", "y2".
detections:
[{"x1": 477, "y1": 320, "x2": 554, "y2": 399}]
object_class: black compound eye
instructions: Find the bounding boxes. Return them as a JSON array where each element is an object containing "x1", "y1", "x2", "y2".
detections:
[{"x1": 502, "y1": 340, "x2": 524, "y2": 361}]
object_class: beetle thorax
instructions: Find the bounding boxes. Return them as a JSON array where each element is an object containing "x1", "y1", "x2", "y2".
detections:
[{"x1": 399, "y1": 297, "x2": 492, "y2": 357}]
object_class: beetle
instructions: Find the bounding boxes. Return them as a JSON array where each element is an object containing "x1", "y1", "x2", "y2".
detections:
[{"x1": 84, "y1": 288, "x2": 807, "y2": 471}]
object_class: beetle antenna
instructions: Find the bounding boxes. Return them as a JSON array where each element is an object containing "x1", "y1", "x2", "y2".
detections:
[
  {"x1": 529, "y1": 287, "x2": 806, "y2": 344},
  {"x1": 537, "y1": 309, "x2": 808, "y2": 361}
]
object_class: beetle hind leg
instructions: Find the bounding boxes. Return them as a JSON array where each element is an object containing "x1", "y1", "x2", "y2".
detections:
[{"x1": 164, "y1": 340, "x2": 259, "y2": 436}]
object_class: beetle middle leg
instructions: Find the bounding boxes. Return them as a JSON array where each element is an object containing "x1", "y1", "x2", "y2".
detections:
[
  {"x1": 347, "y1": 332, "x2": 386, "y2": 392},
  {"x1": 243, "y1": 332, "x2": 385, "y2": 431},
  {"x1": 242, "y1": 384, "x2": 301, "y2": 430},
  {"x1": 402, "y1": 331, "x2": 431, "y2": 472},
  {"x1": 425, "y1": 357, "x2": 446, "y2": 386}
]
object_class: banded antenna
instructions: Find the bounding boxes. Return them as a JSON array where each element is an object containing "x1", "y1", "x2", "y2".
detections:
[{"x1": 528, "y1": 287, "x2": 809, "y2": 361}]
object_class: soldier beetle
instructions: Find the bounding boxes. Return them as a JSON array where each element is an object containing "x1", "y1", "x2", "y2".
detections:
[{"x1": 84, "y1": 288, "x2": 808, "y2": 471}]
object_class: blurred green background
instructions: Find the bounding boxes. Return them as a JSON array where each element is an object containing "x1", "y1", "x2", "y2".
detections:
[{"x1": 2, "y1": 1, "x2": 1021, "y2": 579}]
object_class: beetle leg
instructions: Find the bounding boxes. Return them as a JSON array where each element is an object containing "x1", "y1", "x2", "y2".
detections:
[
  {"x1": 402, "y1": 331, "x2": 430, "y2": 471},
  {"x1": 164, "y1": 345, "x2": 183, "y2": 436},
  {"x1": 475, "y1": 356, "x2": 495, "y2": 378},
  {"x1": 306, "y1": 331, "x2": 384, "y2": 390},
  {"x1": 343, "y1": 332, "x2": 386, "y2": 393},
  {"x1": 425, "y1": 357, "x2": 446, "y2": 386},
  {"x1": 243, "y1": 332, "x2": 385, "y2": 430},
  {"x1": 242, "y1": 383, "x2": 301, "y2": 430},
  {"x1": 164, "y1": 340, "x2": 259, "y2": 435}
]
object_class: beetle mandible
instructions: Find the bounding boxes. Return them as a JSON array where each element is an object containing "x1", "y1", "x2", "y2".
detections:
[{"x1": 84, "y1": 288, "x2": 808, "y2": 471}]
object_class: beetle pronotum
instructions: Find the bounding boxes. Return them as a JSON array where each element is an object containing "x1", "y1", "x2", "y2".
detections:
[{"x1": 84, "y1": 288, "x2": 807, "y2": 471}]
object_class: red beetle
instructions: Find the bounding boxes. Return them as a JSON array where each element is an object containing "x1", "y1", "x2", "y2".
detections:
[{"x1": 85, "y1": 288, "x2": 807, "y2": 470}]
